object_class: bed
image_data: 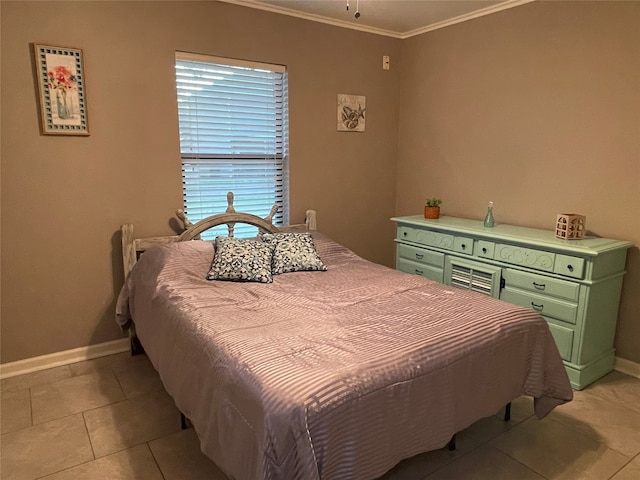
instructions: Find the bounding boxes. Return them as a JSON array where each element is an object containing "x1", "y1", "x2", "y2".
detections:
[{"x1": 116, "y1": 195, "x2": 573, "y2": 480}]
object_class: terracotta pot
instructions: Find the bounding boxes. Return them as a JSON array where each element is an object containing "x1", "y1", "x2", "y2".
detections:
[{"x1": 424, "y1": 206, "x2": 440, "y2": 219}]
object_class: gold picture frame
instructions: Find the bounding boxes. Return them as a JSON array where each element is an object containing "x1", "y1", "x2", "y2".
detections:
[{"x1": 34, "y1": 44, "x2": 89, "y2": 135}]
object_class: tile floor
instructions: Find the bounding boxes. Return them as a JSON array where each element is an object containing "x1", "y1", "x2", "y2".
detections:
[{"x1": 1, "y1": 352, "x2": 639, "y2": 480}]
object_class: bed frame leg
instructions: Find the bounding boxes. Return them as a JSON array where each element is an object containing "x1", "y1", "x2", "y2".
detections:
[
  {"x1": 504, "y1": 402, "x2": 512, "y2": 422},
  {"x1": 447, "y1": 434, "x2": 456, "y2": 451},
  {"x1": 180, "y1": 412, "x2": 188, "y2": 430},
  {"x1": 129, "y1": 325, "x2": 145, "y2": 356},
  {"x1": 130, "y1": 336, "x2": 145, "y2": 356}
]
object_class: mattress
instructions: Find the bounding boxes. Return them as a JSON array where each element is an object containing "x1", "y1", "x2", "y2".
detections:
[{"x1": 116, "y1": 233, "x2": 572, "y2": 480}]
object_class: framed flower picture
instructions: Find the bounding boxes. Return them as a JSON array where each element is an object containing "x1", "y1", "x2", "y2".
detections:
[{"x1": 34, "y1": 44, "x2": 89, "y2": 135}]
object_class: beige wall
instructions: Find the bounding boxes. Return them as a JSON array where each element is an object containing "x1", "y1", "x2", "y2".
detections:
[
  {"x1": 1, "y1": 1, "x2": 638, "y2": 366},
  {"x1": 0, "y1": 1, "x2": 401, "y2": 363},
  {"x1": 397, "y1": 1, "x2": 640, "y2": 362}
]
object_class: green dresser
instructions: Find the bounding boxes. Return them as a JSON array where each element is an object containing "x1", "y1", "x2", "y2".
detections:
[{"x1": 392, "y1": 215, "x2": 633, "y2": 390}]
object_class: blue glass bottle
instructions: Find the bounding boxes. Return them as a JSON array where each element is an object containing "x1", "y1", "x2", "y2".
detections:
[{"x1": 484, "y1": 201, "x2": 495, "y2": 228}]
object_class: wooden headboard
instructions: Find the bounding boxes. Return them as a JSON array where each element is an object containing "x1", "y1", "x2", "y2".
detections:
[{"x1": 121, "y1": 192, "x2": 317, "y2": 280}]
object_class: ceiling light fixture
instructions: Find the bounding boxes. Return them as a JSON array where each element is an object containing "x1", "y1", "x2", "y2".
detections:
[{"x1": 346, "y1": 0, "x2": 360, "y2": 19}]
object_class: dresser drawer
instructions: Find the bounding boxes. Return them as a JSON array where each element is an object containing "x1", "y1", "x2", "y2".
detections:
[
  {"x1": 554, "y1": 254, "x2": 585, "y2": 279},
  {"x1": 397, "y1": 244, "x2": 445, "y2": 268},
  {"x1": 453, "y1": 236, "x2": 474, "y2": 255},
  {"x1": 546, "y1": 321, "x2": 574, "y2": 361},
  {"x1": 397, "y1": 258, "x2": 443, "y2": 283},
  {"x1": 398, "y1": 226, "x2": 454, "y2": 250},
  {"x1": 475, "y1": 240, "x2": 495, "y2": 259},
  {"x1": 500, "y1": 288, "x2": 578, "y2": 324},
  {"x1": 502, "y1": 269, "x2": 580, "y2": 302},
  {"x1": 494, "y1": 244, "x2": 555, "y2": 272}
]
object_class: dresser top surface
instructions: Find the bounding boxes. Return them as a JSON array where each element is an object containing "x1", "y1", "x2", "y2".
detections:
[{"x1": 391, "y1": 215, "x2": 633, "y2": 255}]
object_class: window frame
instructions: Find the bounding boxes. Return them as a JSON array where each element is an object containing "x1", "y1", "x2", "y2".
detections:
[{"x1": 175, "y1": 52, "x2": 289, "y2": 238}]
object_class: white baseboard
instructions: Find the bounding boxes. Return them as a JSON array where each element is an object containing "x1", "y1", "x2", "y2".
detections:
[
  {"x1": 615, "y1": 356, "x2": 640, "y2": 379},
  {"x1": 0, "y1": 338, "x2": 130, "y2": 380}
]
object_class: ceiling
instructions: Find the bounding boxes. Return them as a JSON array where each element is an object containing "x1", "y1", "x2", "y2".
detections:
[{"x1": 220, "y1": 0, "x2": 535, "y2": 38}]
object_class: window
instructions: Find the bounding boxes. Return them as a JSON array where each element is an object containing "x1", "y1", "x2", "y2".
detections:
[{"x1": 175, "y1": 52, "x2": 289, "y2": 238}]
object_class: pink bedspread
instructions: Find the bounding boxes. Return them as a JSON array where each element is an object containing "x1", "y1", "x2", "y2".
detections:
[{"x1": 116, "y1": 234, "x2": 572, "y2": 480}]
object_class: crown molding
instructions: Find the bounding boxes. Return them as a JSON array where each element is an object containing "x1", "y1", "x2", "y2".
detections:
[
  {"x1": 219, "y1": 0, "x2": 402, "y2": 38},
  {"x1": 218, "y1": 0, "x2": 536, "y2": 39},
  {"x1": 400, "y1": 0, "x2": 535, "y2": 39}
]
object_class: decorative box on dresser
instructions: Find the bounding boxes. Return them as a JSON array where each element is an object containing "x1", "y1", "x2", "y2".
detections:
[{"x1": 391, "y1": 215, "x2": 633, "y2": 390}]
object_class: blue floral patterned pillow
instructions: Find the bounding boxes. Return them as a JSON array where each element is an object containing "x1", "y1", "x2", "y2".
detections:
[
  {"x1": 262, "y1": 233, "x2": 327, "y2": 275},
  {"x1": 207, "y1": 237, "x2": 274, "y2": 283}
]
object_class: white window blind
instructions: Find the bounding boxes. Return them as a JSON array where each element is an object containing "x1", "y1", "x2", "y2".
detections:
[{"x1": 175, "y1": 52, "x2": 289, "y2": 238}]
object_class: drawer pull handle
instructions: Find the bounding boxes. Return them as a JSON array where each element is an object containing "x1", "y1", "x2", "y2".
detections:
[
  {"x1": 415, "y1": 269, "x2": 423, "y2": 275},
  {"x1": 567, "y1": 265, "x2": 574, "y2": 272},
  {"x1": 533, "y1": 282, "x2": 546, "y2": 290},
  {"x1": 403, "y1": 232, "x2": 408, "y2": 237},
  {"x1": 482, "y1": 247, "x2": 487, "y2": 254},
  {"x1": 415, "y1": 253, "x2": 424, "y2": 259},
  {"x1": 531, "y1": 302, "x2": 544, "y2": 312},
  {"x1": 461, "y1": 244, "x2": 466, "y2": 249}
]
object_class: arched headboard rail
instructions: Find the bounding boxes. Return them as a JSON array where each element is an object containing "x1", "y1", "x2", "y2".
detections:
[{"x1": 177, "y1": 212, "x2": 281, "y2": 242}]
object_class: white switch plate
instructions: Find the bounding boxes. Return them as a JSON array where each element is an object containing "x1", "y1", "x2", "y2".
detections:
[{"x1": 383, "y1": 55, "x2": 390, "y2": 70}]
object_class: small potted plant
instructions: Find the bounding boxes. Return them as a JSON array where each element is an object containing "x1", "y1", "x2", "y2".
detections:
[{"x1": 424, "y1": 198, "x2": 442, "y2": 219}]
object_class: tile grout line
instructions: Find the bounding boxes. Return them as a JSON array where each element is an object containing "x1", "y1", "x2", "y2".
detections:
[
  {"x1": 35, "y1": 456, "x2": 98, "y2": 480},
  {"x1": 493, "y1": 413, "x2": 635, "y2": 480},
  {"x1": 490, "y1": 415, "x2": 556, "y2": 478},
  {"x1": 552, "y1": 390, "x2": 640, "y2": 459},
  {"x1": 111, "y1": 366, "x2": 129, "y2": 400},
  {"x1": 82, "y1": 410, "x2": 98, "y2": 461},
  {"x1": 481, "y1": 413, "x2": 550, "y2": 480},
  {"x1": 580, "y1": 386, "x2": 640, "y2": 417},
  {"x1": 421, "y1": 413, "x2": 526, "y2": 480},
  {"x1": 489, "y1": 443, "x2": 551, "y2": 480},
  {"x1": 147, "y1": 440, "x2": 168, "y2": 480},
  {"x1": 607, "y1": 459, "x2": 633, "y2": 480},
  {"x1": 487, "y1": 428, "x2": 553, "y2": 480},
  {"x1": 22, "y1": 411, "x2": 98, "y2": 480}
]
